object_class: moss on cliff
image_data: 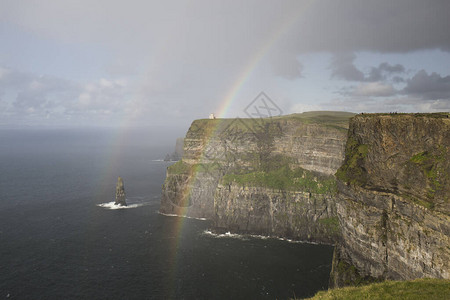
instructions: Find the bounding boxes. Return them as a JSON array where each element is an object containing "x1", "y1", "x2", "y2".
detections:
[
  {"x1": 408, "y1": 147, "x2": 448, "y2": 203},
  {"x1": 168, "y1": 160, "x2": 221, "y2": 175},
  {"x1": 335, "y1": 136, "x2": 369, "y2": 186},
  {"x1": 222, "y1": 166, "x2": 337, "y2": 194},
  {"x1": 308, "y1": 278, "x2": 450, "y2": 300},
  {"x1": 318, "y1": 217, "x2": 340, "y2": 235},
  {"x1": 168, "y1": 160, "x2": 191, "y2": 174}
]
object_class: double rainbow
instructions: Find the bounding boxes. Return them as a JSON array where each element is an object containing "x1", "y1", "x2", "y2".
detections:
[{"x1": 164, "y1": 2, "x2": 314, "y2": 295}]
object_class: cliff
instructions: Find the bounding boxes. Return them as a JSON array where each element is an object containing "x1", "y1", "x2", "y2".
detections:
[
  {"x1": 331, "y1": 113, "x2": 450, "y2": 286},
  {"x1": 160, "y1": 112, "x2": 353, "y2": 242},
  {"x1": 160, "y1": 111, "x2": 450, "y2": 287}
]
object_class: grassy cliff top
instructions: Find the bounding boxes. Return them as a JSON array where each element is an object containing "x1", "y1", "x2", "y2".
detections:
[
  {"x1": 275, "y1": 111, "x2": 356, "y2": 129},
  {"x1": 190, "y1": 111, "x2": 355, "y2": 135},
  {"x1": 190, "y1": 111, "x2": 449, "y2": 136},
  {"x1": 307, "y1": 278, "x2": 450, "y2": 300},
  {"x1": 355, "y1": 112, "x2": 450, "y2": 118}
]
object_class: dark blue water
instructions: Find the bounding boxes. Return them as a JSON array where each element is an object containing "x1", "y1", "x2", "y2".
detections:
[{"x1": 0, "y1": 128, "x2": 333, "y2": 299}]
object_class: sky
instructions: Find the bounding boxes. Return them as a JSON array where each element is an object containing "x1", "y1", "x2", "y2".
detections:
[{"x1": 1, "y1": 0, "x2": 450, "y2": 130}]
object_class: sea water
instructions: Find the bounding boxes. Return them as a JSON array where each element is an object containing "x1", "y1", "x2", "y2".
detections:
[{"x1": 0, "y1": 128, "x2": 333, "y2": 299}]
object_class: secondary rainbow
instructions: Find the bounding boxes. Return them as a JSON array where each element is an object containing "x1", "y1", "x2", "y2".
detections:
[{"x1": 159, "y1": 1, "x2": 315, "y2": 294}]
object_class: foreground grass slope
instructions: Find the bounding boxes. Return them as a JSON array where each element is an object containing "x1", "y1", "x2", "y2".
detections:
[{"x1": 307, "y1": 279, "x2": 450, "y2": 300}]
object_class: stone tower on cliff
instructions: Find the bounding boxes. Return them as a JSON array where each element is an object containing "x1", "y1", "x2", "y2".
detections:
[{"x1": 115, "y1": 176, "x2": 127, "y2": 206}]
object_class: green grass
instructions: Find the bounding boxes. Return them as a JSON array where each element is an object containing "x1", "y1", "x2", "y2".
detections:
[
  {"x1": 307, "y1": 278, "x2": 450, "y2": 300},
  {"x1": 222, "y1": 166, "x2": 337, "y2": 194},
  {"x1": 168, "y1": 160, "x2": 221, "y2": 175},
  {"x1": 277, "y1": 111, "x2": 355, "y2": 129},
  {"x1": 189, "y1": 111, "x2": 355, "y2": 136}
]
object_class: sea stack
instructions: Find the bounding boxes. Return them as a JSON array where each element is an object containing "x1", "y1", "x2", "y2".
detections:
[{"x1": 115, "y1": 176, "x2": 127, "y2": 206}]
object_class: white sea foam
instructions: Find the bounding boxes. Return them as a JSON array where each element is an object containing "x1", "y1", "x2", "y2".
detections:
[
  {"x1": 203, "y1": 230, "x2": 318, "y2": 244},
  {"x1": 158, "y1": 212, "x2": 207, "y2": 221},
  {"x1": 202, "y1": 230, "x2": 249, "y2": 240},
  {"x1": 97, "y1": 200, "x2": 149, "y2": 210}
]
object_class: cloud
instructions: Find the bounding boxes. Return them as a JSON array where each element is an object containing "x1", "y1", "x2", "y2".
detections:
[
  {"x1": 1, "y1": 1, "x2": 449, "y2": 127},
  {"x1": 0, "y1": 66, "x2": 140, "y2": 125},
  {"x1": 289, "y1": 102, "x2": 322, "y2": 113},
  {"x1": 330, "y1": 68, "x2": 450, "y2": 111},
  {"x1": 330, "y1": 53, "x2": 365, "y2": 81},
  {"x1": 270, "y1": 56, "x2": 303, "y2": 80},
  {"x1": 13, "y1": 77, "x2": 76, "y2": 112},
  {"x1": 4, "y1": 1, "x2": 449, "y2": 53},
  {"x1": 69, "y1": 78, "x2": 128, "y2": 114},
  {"x1": 0, "y1": 67, "x2": 78, "y2": 116},
  {"x1": 351, "y1": 82, "x2": 396, "y2": 97},
  {"x1": 322, "y1": 96, "x2": 450, "y2": 113},
  {"x1": 330, "y1": 53, "x2": 405, "y2": 83},
  {"x1": 2, "y1": 1, "x2": 449, "y2": 83},
  {"x1": 367, "y1": 62, "x2": 405, "y2": 82},
  {"x1": 403, "y1": 70, "x2": 450, "y2": 100},
  {"x1": 293, "y1": 1, "x2": 450, "y2": 53}
]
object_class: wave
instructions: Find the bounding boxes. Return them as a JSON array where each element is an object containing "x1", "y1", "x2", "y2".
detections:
[
  {"x1": 203, "y1": 230, "x2": 249, "y2": 240},
  {"x1": 97, "y1": 200, "x2": 150, "y2": 210},
  {"x1": 202, "y1": 230, "x2": 319, "y2": 244},
  {"x1": 158, "y1": 212, "x2": 207, "y2": 221}
]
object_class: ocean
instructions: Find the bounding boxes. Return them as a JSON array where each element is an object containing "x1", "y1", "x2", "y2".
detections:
[{"x1": 0, "y1": 128, "x2": 333, "y2": 299}]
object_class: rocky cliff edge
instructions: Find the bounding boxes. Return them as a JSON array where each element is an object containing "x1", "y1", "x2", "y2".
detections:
[{"x1": 160, "y1": 112, "x2": 354, "y2": 242}]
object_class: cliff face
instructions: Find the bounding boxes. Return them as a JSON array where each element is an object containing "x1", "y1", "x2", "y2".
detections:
[
  {"x1": 160, "y1": 112, "x2": 450, "y2": 285},
  {"x1": 160, "y1": 112, "x2": 353, "y2": 241},
  {"x1": 332, "y1": 114, "x2": 450, "y2": 286},
  {"x1": 214, "y1": 183, "x2": 340, "y2": 243}
]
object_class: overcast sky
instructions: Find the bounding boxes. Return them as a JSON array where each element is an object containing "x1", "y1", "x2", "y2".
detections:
[{"x1": 1, "y1": 0, "x2": 450, "y2": 130}]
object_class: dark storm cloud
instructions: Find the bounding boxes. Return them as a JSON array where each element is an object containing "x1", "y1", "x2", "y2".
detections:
[
  {"x1": 270, "y1": 54, "x2": 304, "y2": 79},
  {"x1": 334, "y1": 67, "x2": 450, "y2": 103},
  {"x1": 329, "y1": 67, "x2": 450, "y2": 112},
  {"x1": 330, "y1": 53, "x2": 365, "y2": 81},
  {"x1": 403, "y1": 70, "x2": 450, "y2": 100},
  {"x1": 322, "y1": 95, "x2": 450, "y2": 113},
  {"x1": 3, "y1": 1, "x2": 449, "y2": 78},
  {"x1": 294, "y1": 0, "x2": 450, "y2": 53},
  {"x1": 367, "y1": 63, "x2": 405, "y2": 82},
  {"x1": 1, "y1": 0, "x2": 449, "y2": 126},
  {"x1": 330, "y1": 53, "x2": 405, "y2": 83}
]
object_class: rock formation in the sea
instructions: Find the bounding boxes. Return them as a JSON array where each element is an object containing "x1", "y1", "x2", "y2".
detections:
[
  {"x1": 164, "y1": 138, "x2": 185, "y2": 161},
  {"x1": 160, "y1": 111, "x2": 354, "y2": 242},
  {"x1": 115, "y1": 176, "x2": 127, "y2": 206},
  {"x1": 329, "y1": 113, "x2": 450, "y2": 287}
]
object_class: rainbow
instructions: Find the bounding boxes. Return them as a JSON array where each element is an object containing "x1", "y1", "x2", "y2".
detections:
[
  {"x1": 216, "y1": 2, "x2": 313, "y2": 119},
  {"x1": 163, "y1": 2, "x2": 315, "y2": 295}
]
